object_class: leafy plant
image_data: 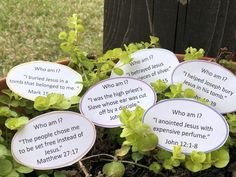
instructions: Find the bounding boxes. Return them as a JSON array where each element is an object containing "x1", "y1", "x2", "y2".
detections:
[
  {"x1": 215, "y1": 47, "x2": 236, "y2": 74},
  {"x1": 0, "y1": 134, "x2": 33, "y2": 177},
  {"x1": 183, "y1": 47, "x2": 205, "y2": 61},
  {"x1": 151, "y1": 80, "x2": 196, "y2": 101},
  {"x1": 5, "y1": 116, "x2": 29, "y2": 130},
  {"x1": 0, "y1": 89, "x2": 32, "y2": 109},
  {"x1": 185, "y1": 151, "x2": 207, "y2": 172},
  {"x1": 34, "y1": 93, "x2": 80, "y2": 111},
  {"x1": 162, "y1": 146, "x2": 185, "y2": 171},
  {"x1": 59, "y1": 15, "x2": 159, "y2": 88},
  {"x1": 211, "y1": 148, "x2": 230, "y2": 168},
  {"x1": 225, "y1": 114, "x2": 236, "y2": 133},
  {"x1": 119, "y1": 106, "x2": 158, "y2": 154}
]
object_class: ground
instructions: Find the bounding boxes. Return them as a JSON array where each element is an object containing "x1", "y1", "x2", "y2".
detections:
[{"x1": 0, "y1": 0, "x2": 103, "y2": 77}]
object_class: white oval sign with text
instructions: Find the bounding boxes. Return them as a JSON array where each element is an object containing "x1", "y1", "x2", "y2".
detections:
[
  {"x1": 11, "y1": 111, "x2": 96, "y2": 170},
  {"x1": 143, "y1": 99, "x2": 229, "y2": 154},
  {"x1": 111, "y1": 48, "x2": 179, "y2": 84},
  {"x1": 80, "y1": 77, "x2": 156, "y2": 128},
  {"x1": 6, "y1": 61, "x2": 83, "y2": 100},
  {"x1": 171, "y1": 60, "x2": 236, "y2": 113}
]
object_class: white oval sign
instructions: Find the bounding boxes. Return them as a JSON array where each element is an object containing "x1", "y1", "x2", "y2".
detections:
[
  {"x1": 171, "y1": 60, "x2": 236, "y2": 113},
  {"x1": 80, "y1": 77, "x2": 156, "y2": 128},
  {"x1": 143, "y1": 99, "x2": 229, "y2": 154},
  {"x1": 11, "y1": 111, "x2": 96, "y2": 170},
  {"x1": 111, "y1": 48, "x2": 179, "y2": 84},
  {"x1": 6, "y1": 61, "x2": 83, "y2": 100}
]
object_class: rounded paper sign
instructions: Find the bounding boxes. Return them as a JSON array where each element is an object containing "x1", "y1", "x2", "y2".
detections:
[
  {"x1": 80, "y1": 77, "x2": 156, "y2": 128},
  {"x1": 11, "y1": 111, "x2": 96, "y2": 170},
  {"x1": 111, "y1": 48, "x2": 179, "y2": 84},
  {"x1": 143, "y1": 99, "x2": 229, "y2": 154},
  {"x1": 171, "y1": 60, "x2": 236, "y2": 113},
  {"x1": 6, "y1": 61, "x2": 83, "y2": 100}
]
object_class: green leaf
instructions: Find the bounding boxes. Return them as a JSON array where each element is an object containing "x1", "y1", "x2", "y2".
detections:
[
  {"x1": 102, "y1": 161, "x2": 125, "y2": 177},
  {"x1": 165, "y1": 84, "x2": 183, "y2": 98},
  {"x1": 0, "y1": 107, "x2": 18, "y2": 118},
  {"x1": 163, "y1": 159, "x2": 174, "y2": 170},
  {"x1": 36, "y1": 170, "x2": 53, "y2": 176},
  {"x1": 102, "y1": 50, "x2": 113, "y2": 59},
  {"x1": 202, "y1": 153, "x2": 212, "y2": 170},
  {"x1": 125, "y1": 43, "x2": 139, "y2": 53},
  {"x1": 0, "y1": 144, "x2": 8, "y2": 157},
  {"x1": 170, "y1": 84, "x2": 183, "y2": 97},
  {"x1": 149, "y1": 162, "x2": 161, "y2": 174},
  {"x1": 67, "y1": 30, "x2": 76, "y2": 43},
  {"x1": 113, "y1": 67, "x2": 124, "y2": 76},
  {"x1": 133, "y1": 106, "x2": 145, "y2": 121},
  {"x1": 119, "y1": 106, "x2": 157, "y2": 153},
  {"x1": 172, "y1": 146, "x2": 185, "y2": 160},
  {"x1": 0, "y1": 137, "x2": 4, "y2": 143},
  {"x1": 58, "y1": 31, "x2": 67, "y2": 40},
  {"x1": 150, "y1": 36, "x2": 159, "y2": 45},
  {"x1": 120, "y1": 128, "x2": 133, "y2": 138},
  {"x1": 225, "y1": 114, "x2": 236, "y2": 133},
  {"x1": 151, "y1": 80, "x2": 168, "y2": 93},
  {"x1": 184, "y1": 47, "x2": 205, "y2": 61},
  {"x1": 70, "y1": 96, "x2": 80, "y2": 105},
  {"x1": 34, "y1": 94, "x2": 77, "y2": 111},
  {"x1": 190, "y1": 151, "x2": 206, "y2": 163},
  {"x1": 211, "y1": 149, "x2": 229, "y2": 168},
  {"x1": 172, "y1": 159, "x2": 181, "y2": 167},
  {"x1": 185, "y1": 160, "x2": 202, "y2": 172},
  {"x1": 54, "y1": 100, "x2": 71, "y2": 110},
  {"x1": 47, "y1": 94, "x2": 64, "y2": 106},
  {"x1": 60, "y1": 42, "x2": 71, "y2": 53},
  {"x1": 119, "y1": 53, "x2": 132, "y2": 64},
  {"x1": 76, "y1": 24, "x2": 84, "y2": 32},
  {"x1": 0, "y1": 159, "x2": 13, "y2": 176},
  {"x1": 34, "y1": 96, "x2": 50, "y2": 111},
  {"x1": 119, "y1": 109, "x2": 131, "y2": 125},
  {"x1": 136, "y1": 133, "x2": 158, "y2": 152},
  {"x1": 101, "y1": 63, "x2": 111, "y2": 72},
  {"x1": 15, "y1": 166, "x2": 33, "y2": 174},
  {"x1": 5, "y1": 116, "x2": 29, "y2": 130},
  {"x1": 115, "y1": 145, "x2": 130, "y2": 157},
  {"x1": 5, "y1": 170, "x2": 19, "y2": 177},
  {"x1": 156, "y1": 149, "x2": 172, "y2": 160},
  {"x1": 183, "y1": 88, "x2": 196, "y2": 98},
  {"x1": 131, "y1": 152, "x2": 144, "y2": 162},
  {"x1": 1, "y1": 89, "x2": 13, "y2": 97},
  {"x1": 0, "y1": 95, "x2": 10, "y2": 105},
  {"x1": 53, "y1": 171, "x2": 66, "y2": 177},
  {"x1": 67, "y1": 14, "x2": 78, "y2": 28},
  {"x1": 81, "y1": 60, "x2": 94, "y2": 71},
  {"x1": 38, "y1": 175, "x2": 50, "y2": 177},
  {"x1": 112, "y1": 48, "x2": 123, "y2": 57}
]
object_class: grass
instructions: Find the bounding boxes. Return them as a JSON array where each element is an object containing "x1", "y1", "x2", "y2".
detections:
[{"x1": 0, "y1": 0, "x2": 104, "y2": 77}]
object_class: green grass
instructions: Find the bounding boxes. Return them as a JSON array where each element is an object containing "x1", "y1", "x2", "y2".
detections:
[{"x1": 0, "y1": 0, "x2": 103, "y2": 77}]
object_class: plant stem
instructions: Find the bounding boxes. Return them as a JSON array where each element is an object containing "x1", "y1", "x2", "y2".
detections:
[
  {"x1": 100, "y1": 158, "x2": 149, "y2": 169},
  {"x1": 85, "y1": 157, "x2": 166, "y2": 177},
  {"x1": 121, "y1": 160, "x2": 149, "y2": 169},
  {"x1": 78, "y1": 160, "x2": 90, "y2": 177},
  {"x1": 80, "y1": 153, "x2": 116, "y2": 161},
  {"x1": 81, "y1": 154, "x2": 149, "y2": 169}
]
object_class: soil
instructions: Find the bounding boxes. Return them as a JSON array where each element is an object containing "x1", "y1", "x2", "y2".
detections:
[{"x1": 73, "y1": 127, "x2": 233, "y2": 177}]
